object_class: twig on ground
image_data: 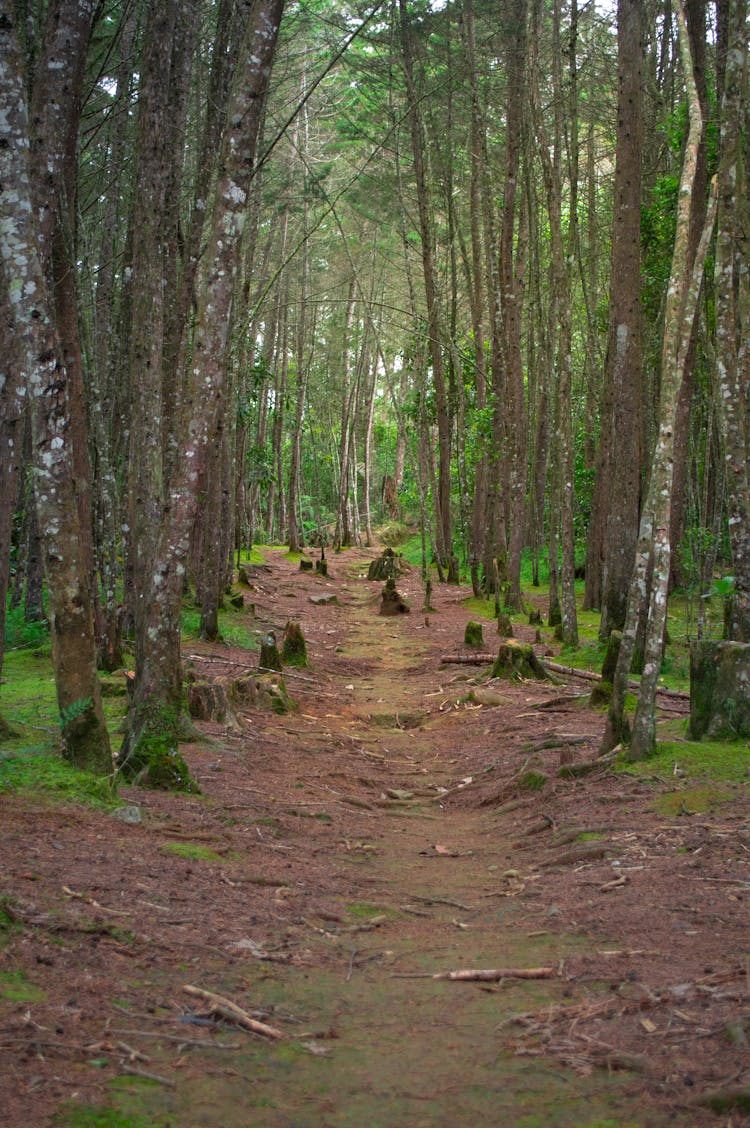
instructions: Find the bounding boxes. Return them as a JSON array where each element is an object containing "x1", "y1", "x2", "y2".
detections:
[
  {"x1": 61, "y1": 886, "x2": 131, "y2": 916},
  {"x1": 182, "y1": 985, "x2": 284, "y2": 1040}
]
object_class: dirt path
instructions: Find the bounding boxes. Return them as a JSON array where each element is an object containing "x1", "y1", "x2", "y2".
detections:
[{"x1": 1, "y1": 547, "x2": 748, "y2": 1126}]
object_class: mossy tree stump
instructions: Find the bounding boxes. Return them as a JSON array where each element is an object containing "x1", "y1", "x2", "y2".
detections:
[
  {"x1": 187, "y1": 680, "x2": 240, "y2": 728},
  {"x1": 368, "y1": 547, "x2": 404, "y2": 581},
  {"x1": 379, "y1": 576, "x2": 410, "y2": 616},
  {"x1": 299, "y1": 558, "x2": 313, "y2": 572},
  {"x1": 689, "y1": 641, "x2": 750, "y2": 739},
  {"x1": 464, "y1": 620, "x2": 484, "y2": 647},
  {"x1": 491, "y1": 641, "x2": 548, "y2": 681},
  {"x1": 497, "y1": 613, "x2": 514, "y2": 638},
  {"x1": 281, "y1": 620, "x2": 308, "y2": 667},
  {"x1": 260, "y1": 631, "x2": 282, "y2": 672}
]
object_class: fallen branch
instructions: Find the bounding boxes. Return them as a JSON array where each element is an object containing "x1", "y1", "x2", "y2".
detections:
[
  {"x1": 395, "y1": 966, "x2": 555, "y2": 982},
  {"x1": 542, "y1": 660, "x2": 689, "y2": 700},
  {"x1": 182, "y1": 985, "x2": 284, "y2": 1040},
  {"x1": 62, "y1": 886, "x2": 131, "y2": 916},
  {"x1": 438, "y1": 654, "x2": 690, "y2": 701},
  {"x1": 120, "y1": 1064, "x2": 175, "y2": 1087}
]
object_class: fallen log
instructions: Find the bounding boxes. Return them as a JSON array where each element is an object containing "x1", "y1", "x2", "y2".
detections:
[
  {"x1": 439, "y1": 654, "x2": 690, "y2": 701},
  {"x1": 434, "y1": 967, "x2": 555, "y2": 982}
]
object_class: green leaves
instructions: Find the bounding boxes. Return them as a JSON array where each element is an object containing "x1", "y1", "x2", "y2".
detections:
[{"x1": 59, "y1": 696, "x2": 93, "y2": 730}]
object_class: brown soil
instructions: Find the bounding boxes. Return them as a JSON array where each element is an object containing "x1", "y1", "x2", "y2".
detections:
[{"x1": 1, "y1": 546, "x2": 749, "y2": 1127}]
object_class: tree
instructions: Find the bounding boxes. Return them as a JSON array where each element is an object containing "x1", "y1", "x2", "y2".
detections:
[
  {"x1": 602, "y1": 0, "x2": 716, "y2": 757},
  {"x1": 120, "y1": 0, "x2": 286, "y2": 779},
  {"x1": 585, "y1": 0, "x2": 644, "y2": 634},
  {"x1": 0, "y1": 2, "x2": 111, "y2": 771},
  {"x1": 714, "y1": 0, "x2": 750, "y2": 641}
]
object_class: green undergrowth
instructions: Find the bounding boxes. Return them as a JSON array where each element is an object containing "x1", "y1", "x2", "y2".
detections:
[
  {"x1": 618, "y1": 739, "x2": 749, "y2": 783},
  {"x1": 237, "y1": 546, "x2": 267, "y2": 565},
  {"x1": 618, "y1": 738, "x2": 749, "y2": 816},
  {"x1": 0, "y1": 746, "x2": 118, "y2": 808},
  {"x1": 3, "y1": 604, "x2": 49, "y2": 650},
  {"x1": 179, "y1": 603, "x2": 255, "y2": 649}
]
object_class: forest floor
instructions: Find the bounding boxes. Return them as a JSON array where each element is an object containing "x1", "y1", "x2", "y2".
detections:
[{"x1": 1, "y1": 545, "x2": 749, "y2": 1127}]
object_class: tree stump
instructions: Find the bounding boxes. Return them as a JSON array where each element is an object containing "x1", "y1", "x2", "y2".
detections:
[
  {"x1": 187, "y1": 679, "x2": 239, "y2": 728},
  {"x1": 464, "y1": 620, "x2": 484, "y2": 647},
  {"x1": 491, "y1": 641, "x2": 548, "y2": 681},
  {"x1": 528, "y1": 608, "x2": 542, "y2": 626},
  {"x1": 379, "y1": 576, "x2": 410, "y2": 616},
  {"x1": 231, "y1": 673, "x2": 293, "y2": 715},
  {"x1": 689, "y1": 641, "x2": 750, "y2": 739},
  {"x1": 368, "y1": 547, "x2": 404, "y2": 581},
  {"x1": 497, "y1": 613, "x2": 514, "y2": 638},
  {"x1": 281, "y1": 620, "x2": 308, "y2": 667},
  {"x1": 260, "y1": 631, "x2": 282, "y2": 672},
  {"x1": 299, "y1": 558, "x2": 313, "y2": 572}
]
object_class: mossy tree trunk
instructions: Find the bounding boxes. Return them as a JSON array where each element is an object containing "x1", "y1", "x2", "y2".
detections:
[
  {"x1": 121, "y1": 0, "x2": 285, "y2": 781},
  {"x1": 689, "y1": 641, "x2": 750, "y2": 739},
  {"x1": 714, "y1": 0, "x2": 750, "y2": 642},
  {"x1": 603, "y1": 1, "x2": 716, "y2": 759},
  {"x1": 0, "y1": 4, "x2": 112, "y2": 773}
]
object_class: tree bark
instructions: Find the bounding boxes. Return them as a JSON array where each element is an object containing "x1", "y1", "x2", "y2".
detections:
[
  {"x1": 714, "y1": 0, "x2": 750, "y2": 641},
  {"x1": 602, "y1": 0, "x2": 715, "y2": 758},
  {"x1": 588, "y1": 0, "x2": 644, "y2": 633},
  {"x1": 0, "y1": 4, "x2": 111, "y2": 771},
  {"x1": 120, "y1": 0, "x2": 286, "y2": 775}
]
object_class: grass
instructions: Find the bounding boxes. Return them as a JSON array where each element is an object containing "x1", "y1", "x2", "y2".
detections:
[
  {"x1": 0, "y1": 968, "x2": 46, "y2": 1003},
  {"x1": 0, "y1": 746, "x2": 118, "y2": 808},
  {"x1": 618, "y1": 738, "x2": 749, "y2": 816},
  {"x1": 618, "y1": 738, "x2": 750, "y2": 783},
  {"x1": 159, "y1": 841, "x2": 228, "y2": 863}
]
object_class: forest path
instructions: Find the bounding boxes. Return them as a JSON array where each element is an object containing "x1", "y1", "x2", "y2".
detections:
[
  {"x1": 105, "y1": 549, "x2": 702, "y2": 1128},
  {"x1": 1, "y1": 547, "x2": 743, "y2": 1127},
  {"x1": 131, "y1": 556, "x2": 637, "y2": 1128}
]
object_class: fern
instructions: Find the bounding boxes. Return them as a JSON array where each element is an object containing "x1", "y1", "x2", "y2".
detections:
[{"x1": 59, "y1": 696, "x2": 93, "y2": 729}]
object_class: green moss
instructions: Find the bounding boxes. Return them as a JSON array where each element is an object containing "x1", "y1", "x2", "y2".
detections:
[
  {"x1": 0, "y1": 969, "x2": 45, "y2": 1003},
  {"x1": 617, "y1": 739, "x2": 749, "y2": 783},
  {"x1": 55, "y1": 1103, "x2": 162, "y2": 1127},
  {"x1": 653, "y1": 784, "x2": 735, "y2": 816},
  {"x1": 464, "y1": 620, "x2": 484, "y2": 647},
  {"x1": 463, "y1": 595, "x2": 500, "y2": 620},
  {"x1": 0, "y1": 897, "x2": 22, "y2": 945},
  {"x1": 0, "y1": 748, "x2": 117, "y2": 808},
  {"x1": 346, "y1": 902, "x2": 399, "y2": 919},
  {"x1": 519, "y1": 771, "x2": 547, "y2": 792},
  {"x1": 239, "y1": 546, "x2": 267, "y2": 565},
  {"x1": 160, "y1": 841, "x2": 226, "y2": 863}
]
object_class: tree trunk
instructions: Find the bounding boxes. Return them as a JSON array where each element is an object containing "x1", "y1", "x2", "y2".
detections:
[
  {"x1": 590, "y1": 0, "x2": 644, "y2": 636},
  {"x1": 399, "y1": 0, "x2": 452, "y2": 573},
  {"x1": 714, "y1": 0, "x2": 750, "y2": 641},
  {"x1": 603, "y1": 0, "x2": 715, "y2": 758},
  {"x1": 0, "y1": 5, "x2": 111, "y2": 771},
  {"x1": 120, "y1": 0, "x2": 285, "y2": 779}
]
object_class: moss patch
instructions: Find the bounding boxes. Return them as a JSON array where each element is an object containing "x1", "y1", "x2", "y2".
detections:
[
  {"x1": 0, "y1": 969, "x2": 45, "y2": 1003},
  {"x1": 159, "y1": 841, "x2": 227, "y2": 863},
  {"x1": 0, "y1": 748, "x2": 117, "y2": 808}
]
